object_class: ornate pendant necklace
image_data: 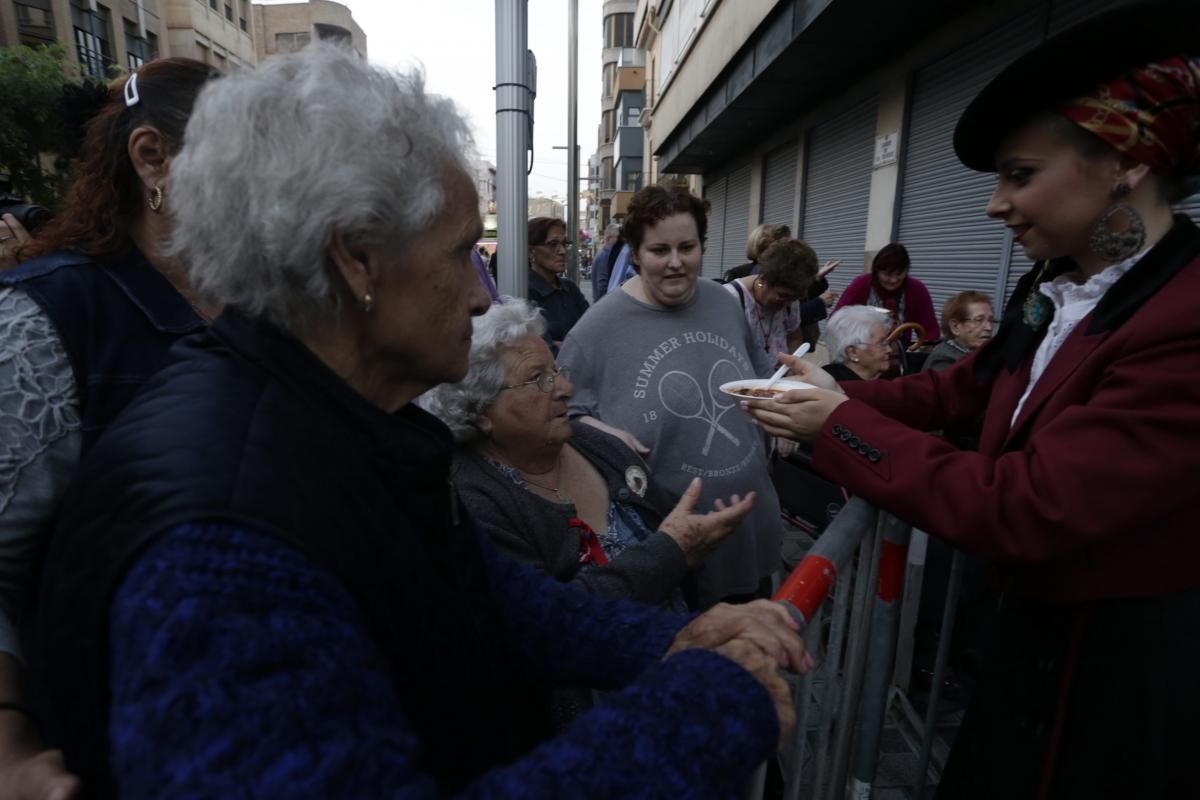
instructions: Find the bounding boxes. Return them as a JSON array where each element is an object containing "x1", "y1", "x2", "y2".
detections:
[{"x1": 1022, "y1": 261, "x2": 1055, "y2": 332}]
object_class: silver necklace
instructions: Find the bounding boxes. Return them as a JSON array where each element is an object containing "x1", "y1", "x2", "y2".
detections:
[{"x1": 521, "y1": 456, "x2": 572, "y2": 504}]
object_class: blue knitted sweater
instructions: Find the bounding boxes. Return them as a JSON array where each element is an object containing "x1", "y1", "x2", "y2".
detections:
[{"x1": 108, "y1": 522, "x2": 779, "y2": 798}]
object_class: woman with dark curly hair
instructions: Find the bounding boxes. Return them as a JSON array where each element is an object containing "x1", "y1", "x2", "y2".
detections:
[
  {"x1": 0, "y1": 57, "x2": 218, "y2": 798},
  {"x1": 558, "y1": 184, "x2": 784, "y2": 608}
]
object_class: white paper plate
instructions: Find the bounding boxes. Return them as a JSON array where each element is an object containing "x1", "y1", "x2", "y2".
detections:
[{"x1": 719, "y1": 378, "x2": 818, "y2": 400}]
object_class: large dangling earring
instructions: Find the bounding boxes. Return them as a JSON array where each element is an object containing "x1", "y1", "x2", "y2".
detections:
[
  {"x1": 148, "y1": 185, "x2": 164, "y2": 213},
  {"x1": 1087, "y1": 182, "x2": 1145, "y2": 262}
]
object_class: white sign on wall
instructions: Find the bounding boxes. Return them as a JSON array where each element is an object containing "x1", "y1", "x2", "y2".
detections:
[{"x1": 874, "y1": 132, "x2": 900, "y2": 168}]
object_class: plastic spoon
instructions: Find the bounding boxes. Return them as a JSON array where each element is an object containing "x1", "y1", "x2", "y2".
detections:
[{"x1": 764, "y1": 343, "x2": 811, "y2": 391}]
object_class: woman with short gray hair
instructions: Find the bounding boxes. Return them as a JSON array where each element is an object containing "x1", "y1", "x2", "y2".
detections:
[
  {"x1": 33, "y1": 43, "x2": 808, "y2": 798},
  {"x1": 822, "y1": 305, "x2": 896, "y2": 382},
  {"x1": 423, "y1": 298, "x2": 748, "y2": 609}
]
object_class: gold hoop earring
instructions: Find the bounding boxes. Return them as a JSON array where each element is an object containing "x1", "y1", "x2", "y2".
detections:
[
  {"x1": 360, "y1": 290, "x2": 374, "y2": 313},
  {"x1": 148, "y1": 185, "x2": 164, "y2": 213}
]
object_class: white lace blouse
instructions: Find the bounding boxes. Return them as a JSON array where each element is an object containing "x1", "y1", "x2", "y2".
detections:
[
  {"x1": 0, "y1": 286, "x2": 82, "y2": 658},
  {"x1": 1010, "y1": 250, "x2": 1145, "y2": 427}
]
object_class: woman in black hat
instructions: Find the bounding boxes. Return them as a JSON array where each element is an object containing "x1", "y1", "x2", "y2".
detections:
[{"x1": 744, "y1": 4, "x2": 1200, "y2": 796}]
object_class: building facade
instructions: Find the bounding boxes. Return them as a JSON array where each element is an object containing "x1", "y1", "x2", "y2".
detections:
[
  {"x1": 635, "y1": 0, "x2": 1200, "y2": 314},
  {"x1": 0, "y1": 0, "x2": 258, "y2": 76},
  {"x1": 528, "y1": 195, "x2": 565, "y2": 221},
  {"x1": 252, "y1": 0, "x2": 364, "y2": 61},
  {"x1": 590, "y1": 0, "x2": 637, "y2": 230},
  {"x1": 0, "y1": 0, "x2": 364, "y2": 81}
]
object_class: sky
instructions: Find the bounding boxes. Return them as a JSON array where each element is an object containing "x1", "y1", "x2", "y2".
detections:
[{"x1": 258, "y1": 0, "x2": 603, "y2": 203}]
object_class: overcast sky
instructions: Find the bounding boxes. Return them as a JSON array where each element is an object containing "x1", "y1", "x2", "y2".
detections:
[{"x1": 258, "y1": 0, "x2": 603, "y2": 202}]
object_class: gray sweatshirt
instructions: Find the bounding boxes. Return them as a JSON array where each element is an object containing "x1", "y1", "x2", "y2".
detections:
[{"x1": 557, "y1": 280, "x2": 782, "y2": 608}]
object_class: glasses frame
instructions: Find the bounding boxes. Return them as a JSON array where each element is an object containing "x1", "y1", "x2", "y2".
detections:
[
  {"x1": 501, "y1": 366, "x2": 570, "y2": 393},
  {"x1": 537, "y1": 239, "x2": 570, "y2": 251}
]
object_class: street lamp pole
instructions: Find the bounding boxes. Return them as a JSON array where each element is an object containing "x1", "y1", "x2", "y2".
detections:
[{"x1": 566, "y1": 0, "x2": 579, "y2": 283}]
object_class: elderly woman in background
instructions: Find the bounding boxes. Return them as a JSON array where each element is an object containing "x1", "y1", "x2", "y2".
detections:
[
  {"x1": 833, "y1": 242, "x2": 937, "y2": 347},
  {"x1": 820, "y1": 305, "x2": 896, "y2": 382},
  {"x1": 725, "y1": 239, "x2": 826, "y2": 365},
  {"x1": 745, "y1": 6, "x2": 1200, "y2": 794},
  {"x1": 0, "y1": 58, "x2": 219, "y2": 800},
  {"x1": 527, "y1": 216, "x2": 588, "y2": 349},
  {"x1": 558, "y1": 185, "x2": 785, "y2": 609},
  {"x1": 922, "y1": 290, "x2": 995, "y2": 373},
  {"x1": 423, "y1": 298, "x2": 752, "y2": 609},
  {"x1": 31, "y1": 45, "x2": 806, "y2": 799}
]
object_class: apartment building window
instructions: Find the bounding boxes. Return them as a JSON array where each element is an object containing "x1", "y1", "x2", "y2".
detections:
[
  {"x1": 72, "y1": 2, "x2": 114, "y2": 81},
  {"x1": 125, "y1": 20, "x2": 157, "y2": 69},
  {"x1": 602, "y1": 63, "x2": 615, "y2": 99},
  {"x1": 224, "y1": 4, "x2": 232, "y2": 21},
  {"x1": 275, "y1": 31, "x2": 311, "y2": 54},
  {"x1": 625, "y1": 107, "x2": 641, "y2": 125},
  {"x1": 240, "y1": 16, "x2": 247, "y2": 31},
  {"x1": 624, "y1": 171, "x2": 642, "y2": 192},
  {"x1": 15, "y1": 0, "x2": 56, "y2": 47},
  {"x1": 603, "y1": 13, "x2": 634, "y2": 49}
]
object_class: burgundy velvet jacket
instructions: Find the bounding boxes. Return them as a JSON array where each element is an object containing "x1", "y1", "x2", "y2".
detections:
[{"x1": 812, "y1": 217, "x2": 1200, "y2": 605}]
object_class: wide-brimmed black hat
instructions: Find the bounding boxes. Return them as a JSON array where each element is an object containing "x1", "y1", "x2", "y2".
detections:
[{"x1": 953, "y1": 1, "x2": 1200, "y2": 172}]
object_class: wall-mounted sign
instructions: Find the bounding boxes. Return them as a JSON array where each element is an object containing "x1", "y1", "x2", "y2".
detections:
[{"x1": 874, "y1": 132, "x2": 899, "y2": 168}]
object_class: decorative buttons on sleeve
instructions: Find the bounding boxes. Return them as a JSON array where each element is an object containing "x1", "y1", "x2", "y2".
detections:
[{"x1": 830, "y1": 424, "x2": 884, "y2": 464}]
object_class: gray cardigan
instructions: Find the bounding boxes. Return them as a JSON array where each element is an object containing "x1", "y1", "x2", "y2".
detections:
[{"x1": 453, "y1": 421, "x2": 688, "y2": 606}]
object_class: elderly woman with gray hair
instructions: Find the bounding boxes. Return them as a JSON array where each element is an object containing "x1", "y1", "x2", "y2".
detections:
[
  {"x1": 29, "y1": 44, "x2": 808, "y2": 799},
  {"x1": 821, "y1": 305, "x2": 897, "y2": 382},
  {"x1": 423, "y1": 298, "x2": 750, "y2": 609}
]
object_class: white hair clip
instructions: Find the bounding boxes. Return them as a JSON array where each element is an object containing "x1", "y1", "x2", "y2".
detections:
[{"x1": 124, "y1": 72, "x2": 140, "y2": 108}]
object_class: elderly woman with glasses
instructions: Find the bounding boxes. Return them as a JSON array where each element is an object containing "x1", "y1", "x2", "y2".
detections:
[
  {"x1": 820, "y1": 305, "x2": 896, "y2": 382},
  {"x1": 922, "y1": 291, "x2": 996, "y2": 373},
  {"x1": 30, "y1": 45, "x2": 808, "y2": 798},
  {"x1": 527, "y1": 216, "x2": 589, "y2": 349},
  {"x1": 424, "y1": 298, "x2": 752, "y2": 612}
]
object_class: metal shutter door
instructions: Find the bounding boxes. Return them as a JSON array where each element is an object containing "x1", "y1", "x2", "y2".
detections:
[
  {"x1": 801, "y1": 97, "x2": 877, "y2": 297},
  {"x1": 1175, "y1": 194, "x2": 1200, "y2": 225},
  {"x1": 1048, "y1": 0, "x2": 1134, "y2": 34},
  {"x1": 721, "y1": 164, "x2": 753, "y2": 275},
  {"x1": 897, "y1": 11, "x2": 1043, "y2": 316},
  {"x1": 704, "y1": 176, "x2": 728, "y2": 279},
  {"x1": 761, "y1": 141, "x2": 798, "y2": 227}
]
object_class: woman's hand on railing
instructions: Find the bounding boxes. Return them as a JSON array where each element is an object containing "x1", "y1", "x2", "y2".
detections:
[
  {"x1": 665, "y1": 600, "x2": 812, "y2": 674},
  {"x1": 713, "y1": 638, "x2": 796, "y2": 747},
  {"x1": 657, "y1": 478, "x2": 755, "y2": 567}
]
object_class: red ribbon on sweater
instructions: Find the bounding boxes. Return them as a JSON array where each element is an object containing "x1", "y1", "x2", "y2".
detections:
[{"x1": 568, "y1": 517, "x2": 609, "y2": 566}]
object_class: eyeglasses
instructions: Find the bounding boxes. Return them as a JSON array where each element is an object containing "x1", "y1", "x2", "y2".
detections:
[
  {"x1": 538, "y1": 239, "x2": 569, "y2": 251},
  {"x1": 961, "y1": 315, "x2": 997, "y2": 326},
  {"x1": 501, "y1": 366, "x2": 570, "y2": 393}
]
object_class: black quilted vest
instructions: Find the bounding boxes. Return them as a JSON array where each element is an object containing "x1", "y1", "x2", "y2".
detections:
[{"x1": 32, "y1": 312, "x2": 548, "y2": 797}]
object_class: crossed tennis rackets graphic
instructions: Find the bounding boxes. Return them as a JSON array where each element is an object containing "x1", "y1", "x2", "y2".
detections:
[{"x1": 657, "y1": 359, "x2": 744, "y2": 456}]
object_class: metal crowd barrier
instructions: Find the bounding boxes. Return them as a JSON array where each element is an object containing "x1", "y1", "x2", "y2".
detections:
[{"x1": 745, "y1": 496, "x2": 962, "y2": 800}]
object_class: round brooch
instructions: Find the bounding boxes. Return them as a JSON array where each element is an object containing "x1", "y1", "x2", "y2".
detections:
[
  {"x1": 1022, "y1": 292, "x2": 1053, "y2": 332},
  {"x1": 624, "y1": 466, "x2": 648, "y2": 497}
]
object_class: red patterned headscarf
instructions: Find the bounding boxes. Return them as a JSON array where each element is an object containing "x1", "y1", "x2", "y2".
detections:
[{"x1": 1058, "y1": 56, "x2": 1200, "y2": 176}]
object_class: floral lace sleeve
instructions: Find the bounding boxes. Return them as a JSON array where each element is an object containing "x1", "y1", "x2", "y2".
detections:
[{"x1": 0, "y1": 287, "x2": 82, "y2": 658}]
